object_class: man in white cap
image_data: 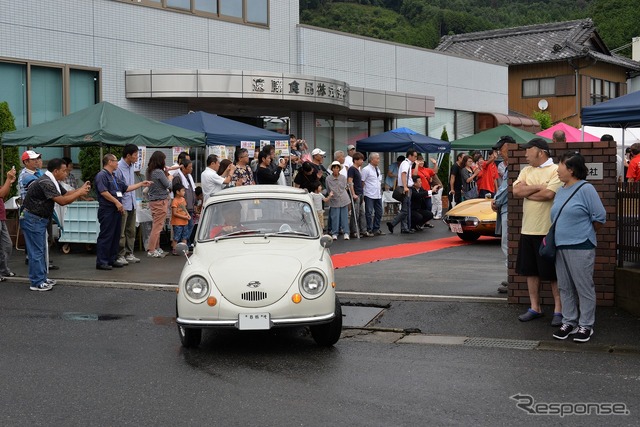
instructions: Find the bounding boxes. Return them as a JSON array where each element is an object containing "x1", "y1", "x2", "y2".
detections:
[
  {"x1": 310, "y1": 148, "x2": 328, "y2": 184},
  {"x1": 344, "y1": 144, "x2": 356, "y2": 168},
  {"x1": 18, "y1": 150, "x2": 43, "y2": 202}
]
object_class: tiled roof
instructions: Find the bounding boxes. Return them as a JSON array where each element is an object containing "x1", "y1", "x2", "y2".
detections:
[{"x1": 436, "y1": 19, "x2": 640, "y2": 72}]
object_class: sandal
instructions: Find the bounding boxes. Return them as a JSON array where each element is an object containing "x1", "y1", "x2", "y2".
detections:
[{"x1": 518, "y1": 308, "x2": 544, "y2": 322}]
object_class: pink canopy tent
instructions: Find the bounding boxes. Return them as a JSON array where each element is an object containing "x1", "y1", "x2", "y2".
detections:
[{"x1": 536, "y1": 122, "x2": 600, "y2": 142}]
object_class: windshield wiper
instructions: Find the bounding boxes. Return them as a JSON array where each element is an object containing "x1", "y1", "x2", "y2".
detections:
[
  {"x1": 264, "y1": 230, "x2": 310, "y2": 238},
  {"x1": 214, "y1": 229, "x2": 262, "y2": 241}
]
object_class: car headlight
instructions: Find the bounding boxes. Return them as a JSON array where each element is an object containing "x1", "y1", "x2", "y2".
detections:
[
  {"x1": 184, "y1": 275, "x2": 209, "y2": 303},
  {"x1": 299, "y1": 271, "x2": 327, "y2": 299}
]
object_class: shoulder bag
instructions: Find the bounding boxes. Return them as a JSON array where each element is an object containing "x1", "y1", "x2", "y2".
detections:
[{"x1": 539, "y1": 181, "x2": 588, "y2": 261}]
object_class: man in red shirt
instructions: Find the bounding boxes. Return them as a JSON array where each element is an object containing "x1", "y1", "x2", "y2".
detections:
[
  {"x1": 476, "y1": 152, "x2": 499, "y2": 198},
  {"x1": 626, "y1": 143, "x2": 640, "y2": 182}
]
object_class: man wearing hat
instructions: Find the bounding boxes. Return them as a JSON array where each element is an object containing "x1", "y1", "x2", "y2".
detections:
[
  {"x1": 310, "y1": 148, "x2": 328, "y2": 185},
  {"x1": 512, "y1": 138, "x2": 563, "y2": 325},
  {"x1": 344, "y1": 144, "x2": 356, "y2": 168},
  {"x1": 18, "y1": 150, "x2": 43, "y2": 202},
  {"x1": 491, "y1": 136, "x2": 514, "y2": 294}
]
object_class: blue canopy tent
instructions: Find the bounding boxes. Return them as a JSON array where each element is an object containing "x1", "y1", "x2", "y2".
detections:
[
  {"x1": 582, "y1": 91, "x2": 640, "y2": 128},
  {"x1": 163, "y1": 111, "x2": 286, "y2": 146},
  {"x1": 582, "y1": 91, "x2": 640, "y2": 155},
  {"x1": 356, "y1": 127, "x2": 450, "y2": 153}
]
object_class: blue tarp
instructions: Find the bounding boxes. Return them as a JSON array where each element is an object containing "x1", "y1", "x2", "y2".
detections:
[
  {"x1": 582, "y1": 91, "x2": 640, "y2": 128},
  {"x1": 356, "y1": 127, "x2": 450, "y2": 153},
  {"x1": 163, "y1": 111, "x2": 286, "y2": 146}
]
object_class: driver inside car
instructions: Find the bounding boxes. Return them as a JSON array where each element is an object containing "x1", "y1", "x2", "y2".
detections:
[{"x1": 209, "y1": 202, "x2": 246, "y2": 238}]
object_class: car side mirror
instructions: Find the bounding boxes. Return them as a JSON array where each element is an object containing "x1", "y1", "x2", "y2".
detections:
[
  {"x1": 320, "y1": 235, "x2": 333, "y2": 249},
  {"x1": 319, "y1": 235, "x2": 333, "y2": 262},
  {"x1": 176, "y1": 242, "x2": 191, "y2": 265}
]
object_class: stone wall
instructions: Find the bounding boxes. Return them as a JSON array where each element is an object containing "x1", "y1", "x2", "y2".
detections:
[{"x1": 506, "y1": 141, "x2": 617, "y2": 306}]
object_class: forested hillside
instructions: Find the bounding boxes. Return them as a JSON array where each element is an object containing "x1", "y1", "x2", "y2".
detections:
[{"x1": 300, "y1": 0, "x2": 638, "y2": 58}]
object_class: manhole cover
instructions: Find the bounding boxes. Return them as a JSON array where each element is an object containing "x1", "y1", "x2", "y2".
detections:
[
  {"x1": 341, "y1": 306, "x2": 385, "y2": 328},
  {"x1": 464, "y1": 337, "x2": 539, "y2": 350}
]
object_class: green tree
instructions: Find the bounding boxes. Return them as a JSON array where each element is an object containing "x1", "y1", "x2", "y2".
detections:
[
  {"x1": 78, "y1": 145, "x2": 123, "y2": 184},
  {"x1": 532, "y1": 110, "x2": 552, "y2": 130},
  {"x1": 0, "y1": 101, "x2": 20, "y2": 197}
]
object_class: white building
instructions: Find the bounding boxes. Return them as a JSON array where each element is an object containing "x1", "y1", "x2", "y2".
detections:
[{"x1": 0, "y1": 0, "x2": 508, "y2": 162}]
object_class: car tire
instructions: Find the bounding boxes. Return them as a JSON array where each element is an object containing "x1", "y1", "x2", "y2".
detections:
[
  {"x1": 178, "y1": 325, "x2": 202, "y2": 348},
  {"x1": 310, "y1": 296, "x2": 342, "y2": 346},
  {"x1": 457, "y1": 231, "x2": 480, "y2": 241}
]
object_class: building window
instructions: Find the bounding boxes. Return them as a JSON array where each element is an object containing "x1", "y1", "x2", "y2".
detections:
[
  {"x1": 122, "y1": 0, "x2": 269, "y2": 26},
  {"x1": 591, "y1": 78, "x2": 617, "y2": 104},
  {"x1": 522, "y1": 78, "x2": 555, "y2": 97}
]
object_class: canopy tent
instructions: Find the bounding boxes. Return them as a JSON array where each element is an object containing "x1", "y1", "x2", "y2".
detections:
[
  {"x1": 356, "y1": 127, "x2": 450, "y2": 153},
  {"x1": 451, "y1": 125, "x2": 549, "y2": 150},
  {"x1": 1, "y1": 102, "x2": 204, "y2": 147},
  {"x1": 582, "y1": 91, "x2": 640, "y2": 128},
  {"x1": 537, "y1": 122, "x2": 599, "y2": 142},
  {"x1": 163, "y1": 111, "x2": 286, "y2": 146},
  {"x1": 581, "y1": 126, "x2": 640, "y2": 147}
]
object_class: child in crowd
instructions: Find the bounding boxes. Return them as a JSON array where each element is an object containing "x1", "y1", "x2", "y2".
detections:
[
  {"x1": 171, "y1": 183, "x2": 191, "y2": 255},
  {"x1": 310, "y1": 182, "x2": 332, "y2": 232}
]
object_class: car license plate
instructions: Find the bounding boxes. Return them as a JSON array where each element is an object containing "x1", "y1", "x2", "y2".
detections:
[
  {"x1": 238, "y1": 313, "x2": 271, "y2": 330},
  {"x1": 449, "y1": 223, "x2": 463, "y2": 233}
]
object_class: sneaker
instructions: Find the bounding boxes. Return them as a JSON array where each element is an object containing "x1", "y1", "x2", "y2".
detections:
[
  {"x1": 147, "y1": 250, "x2": 161, "y2": 258},
  {"x1": 573, "y1": 326, "x2": 594, "y2": 343},
  {"x1": 553, "y1": 323, "x2": 578, "y2": 340},
  {"x1": 30, "y1": 282, "x2": 53, "y2": 292},
  {"x1": 116, "y1": 256, "x2": 129, "y2": 266},
  {"x1": 45, "y1": 278, "x2": 57, "y2": 286},
  {"x1": 386, "y1": 222, "x2": 394, "y2": 234},
  {"x1": 125, "y1": 254, "x2": 141, "y2": 263},
  {"x1": 156, "y1": 248, "x2": 165, "y2": 255},
  {"x1": 374, "y1": 229, "x2": 385, "y2": 236},
  {"x1": 497, "y1": 285, "x2": 508, "y2": 294},
  {"x1": 332, "y1": 235, "x2": 338, "y2": 240},
  {"x1": 343, "y1": 234, "x2": 350, "y2": 240}
]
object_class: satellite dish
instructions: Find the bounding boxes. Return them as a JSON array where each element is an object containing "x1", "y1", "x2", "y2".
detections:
[{"x1": 538, "y1": 99, "x2": 548, "y2": 111}]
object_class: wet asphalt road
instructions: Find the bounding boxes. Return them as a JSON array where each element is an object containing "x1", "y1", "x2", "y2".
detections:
[
  {"x1": 1, "y1": 283, "x2": 639, "y2": 426},
  {"x1": 2, "y1": 222, "x2": 639, "y2": 425}
]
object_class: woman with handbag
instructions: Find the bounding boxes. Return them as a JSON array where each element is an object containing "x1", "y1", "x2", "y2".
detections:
[{"x1": 551, "y1": 152, "x2": 606, "y2": 343}]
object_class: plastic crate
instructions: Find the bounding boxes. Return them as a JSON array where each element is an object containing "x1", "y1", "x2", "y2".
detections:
[{"x1": 59, "y1": 201, "x2": 99, "y2": 244}]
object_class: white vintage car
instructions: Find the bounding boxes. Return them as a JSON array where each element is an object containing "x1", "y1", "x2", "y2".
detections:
[{"x1": 176, "y1": 185, "x2": 342, "y2": 348}]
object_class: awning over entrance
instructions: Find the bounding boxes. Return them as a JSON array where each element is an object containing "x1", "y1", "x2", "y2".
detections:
[
  {"x1": 125, "y1": 69, "x2": 435, "y2": 119},
  {"x1": 477, "y1": 112, "x2": 540, "y2": 133}
]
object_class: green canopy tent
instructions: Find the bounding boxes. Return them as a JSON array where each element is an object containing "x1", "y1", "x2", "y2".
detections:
[
  {"x1": 1, "y1": 101, "x2": 205, "y2": 148},
  {"x1": 451, "y1": 124, "x2": 549, "y2": 150}
]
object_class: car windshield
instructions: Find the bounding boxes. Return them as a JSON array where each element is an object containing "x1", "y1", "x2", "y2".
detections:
[{"x1": 199, "y1": 198, "x2": 320, "y2": 241}]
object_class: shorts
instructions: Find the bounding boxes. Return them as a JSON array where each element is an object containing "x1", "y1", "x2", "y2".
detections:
[
  {"x1": 173, "y1": 225, "x2": 190, "y2": 242},
  {"x1": 515, "y1": 234, "x2": 557, "y2": 281}
]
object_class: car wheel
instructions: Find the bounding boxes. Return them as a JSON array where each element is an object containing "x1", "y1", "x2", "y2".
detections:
[
  {"x1": 310, "y1": 296, "x2": 342, "y2": 346},
  {"x1": 457, "y1": 231, "x2": 480, "y2": 241},
  {"x1": 178, "y1": 325, "x2": 202, "y2": 348}
]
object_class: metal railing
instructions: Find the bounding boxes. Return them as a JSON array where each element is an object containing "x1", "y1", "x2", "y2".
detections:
[{"x1": 617, "y1": 181, "x2": 640, "y2": 267}]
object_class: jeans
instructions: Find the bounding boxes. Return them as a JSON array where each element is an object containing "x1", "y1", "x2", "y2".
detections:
[
  {"x1": 349, "y1": 196, "x2": 367, "y2": 235},
  {"x1": 364, "y1": 196, "x2": 383, "y2": 232},
  {"x1": 21, "y1": 211, "x2": 49, "y2": 286},
  {"x1": 329, "y1": 206, "x2": 349, "y2": 236}
]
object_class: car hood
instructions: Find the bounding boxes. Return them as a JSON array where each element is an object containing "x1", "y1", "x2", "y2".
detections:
[
  {"x1": 446, "y1": 198, "x2": 496, "y2": 220},
  {"x1": 207, "y1": 246, "x2": 303, "y2": 308}
]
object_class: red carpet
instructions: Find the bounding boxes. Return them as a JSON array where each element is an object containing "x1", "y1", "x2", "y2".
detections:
[{"x1": 331, "y1": 236, "x2": 474, "y2": 269}]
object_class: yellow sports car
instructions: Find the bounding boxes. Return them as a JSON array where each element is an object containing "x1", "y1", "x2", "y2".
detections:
[{"x1": 442, "y1": 198, "x2": 498, "y2": 241}]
